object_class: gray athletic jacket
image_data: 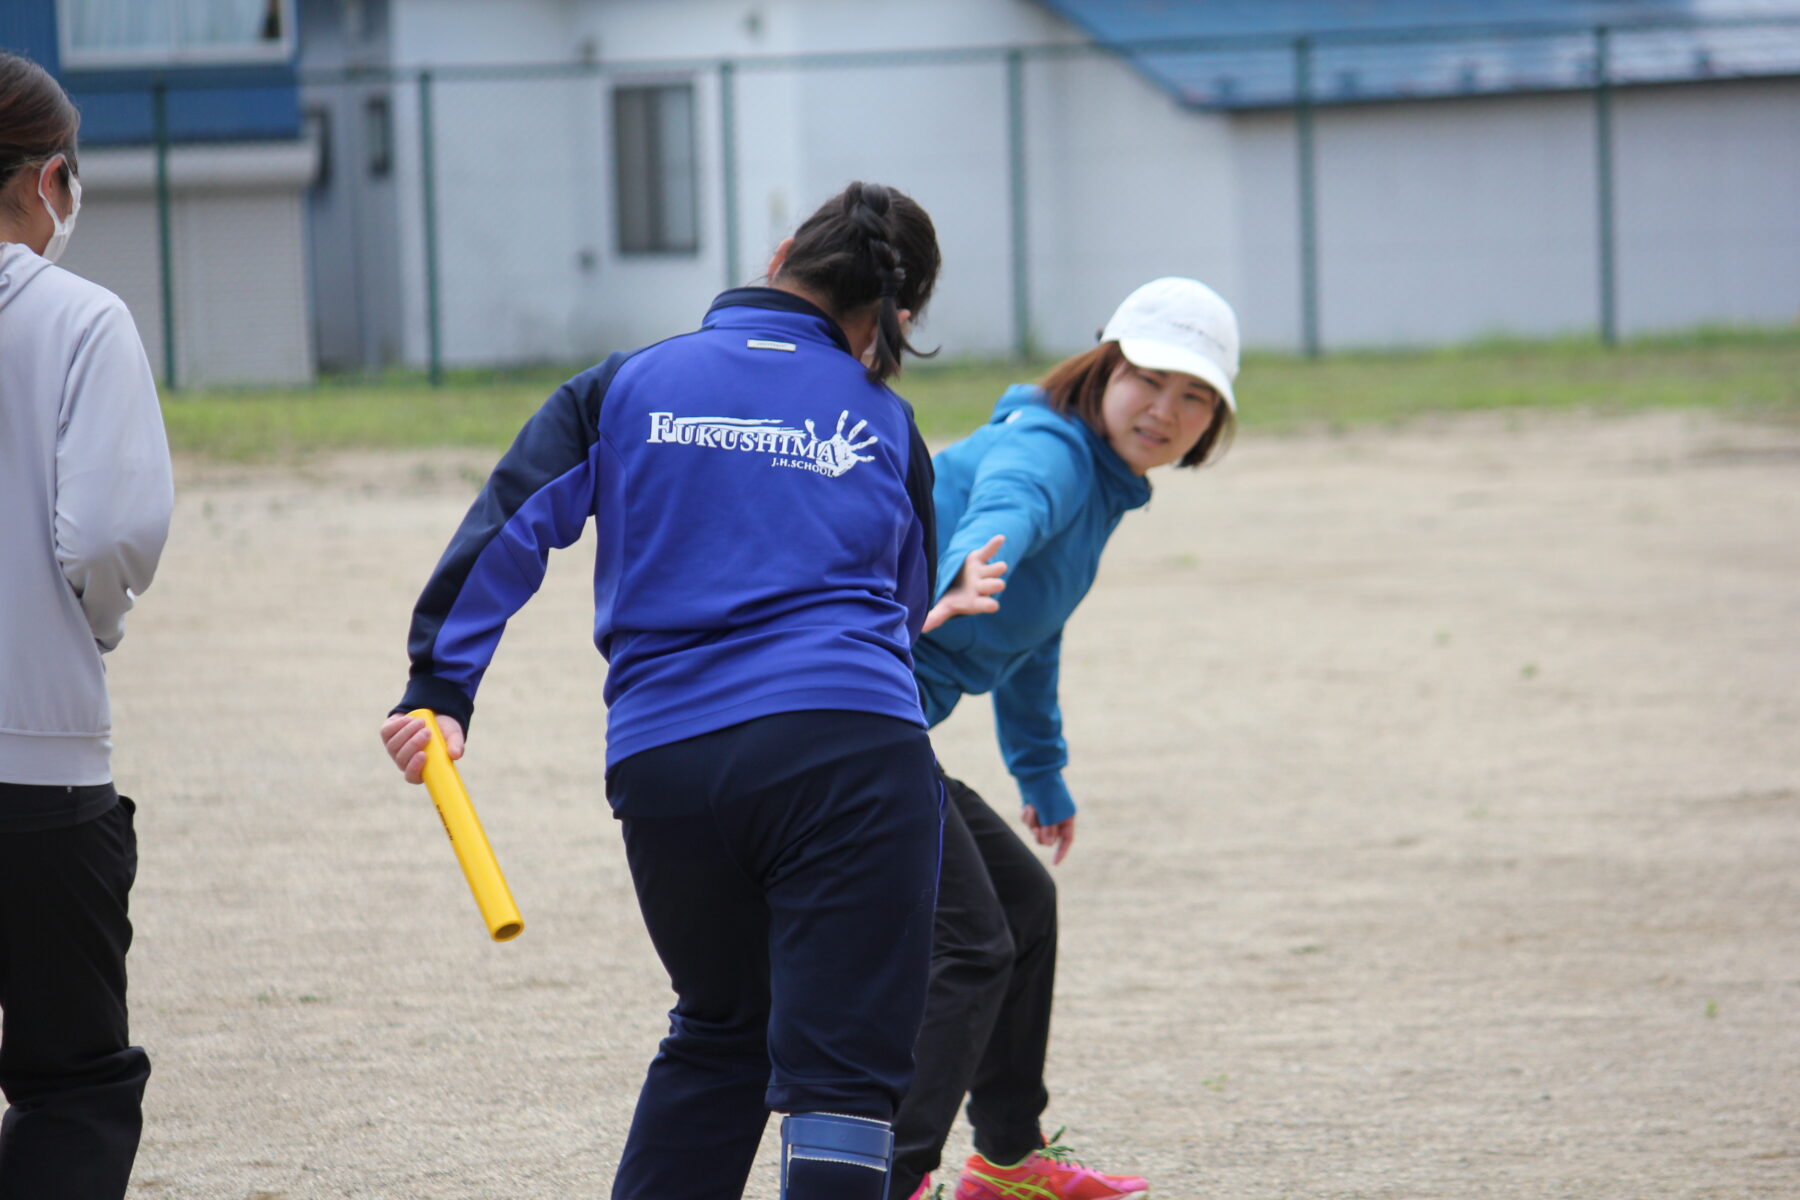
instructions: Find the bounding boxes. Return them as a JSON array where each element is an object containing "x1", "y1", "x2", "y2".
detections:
[{"x1": 0, "y1": 242, "x2": 172, "y2": 787}]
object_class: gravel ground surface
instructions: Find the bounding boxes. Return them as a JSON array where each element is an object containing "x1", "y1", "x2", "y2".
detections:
[{"x1": 71, "y1": 408, "x2": 1800, "y2": 1198}]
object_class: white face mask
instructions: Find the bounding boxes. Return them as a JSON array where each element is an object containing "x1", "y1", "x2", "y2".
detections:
[{"x1": 37, "y1": 154, "x2": 81, "y2": 264}]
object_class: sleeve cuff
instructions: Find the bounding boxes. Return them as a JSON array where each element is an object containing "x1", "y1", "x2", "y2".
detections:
[
  {"x1": 393, "y1": 675, "x2": 475, "y2": 734},
  {"x1": 1017, "y1": 772, "x2": 1076, "y2": 825}
]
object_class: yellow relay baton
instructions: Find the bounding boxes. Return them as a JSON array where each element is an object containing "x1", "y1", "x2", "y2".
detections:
[{"x1": 408, "y1": 709, "x2": 524, "y2": 942}]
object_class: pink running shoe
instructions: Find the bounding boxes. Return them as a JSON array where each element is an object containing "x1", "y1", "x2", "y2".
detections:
[
  {"x1": 906, "y1": 1176, "x2": 936, "y2": 1200},
  {"x1": 954, "y1": 1130, "x2": 1148, "y2": 1200}
]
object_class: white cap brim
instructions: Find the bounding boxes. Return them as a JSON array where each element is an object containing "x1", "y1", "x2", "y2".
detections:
[{"x1": 1115, "y1": 337, "x2": 1236, "y2": 410}]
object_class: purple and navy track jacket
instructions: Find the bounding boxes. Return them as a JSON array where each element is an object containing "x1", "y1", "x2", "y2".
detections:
[{"x1": 395, "y1": 288, "x2": 938, "y2": 768}]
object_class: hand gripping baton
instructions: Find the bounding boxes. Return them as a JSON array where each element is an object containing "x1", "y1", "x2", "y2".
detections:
[{"x1": 408, "y1": 709, "x2": 524, "y2": 942}]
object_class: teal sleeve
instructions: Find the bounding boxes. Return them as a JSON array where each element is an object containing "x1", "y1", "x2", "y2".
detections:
[
  {"x1": 935, "y1": 418, "x2": 1089, "y2": 603},
  {"x1": 992, "y1": 631, "x2": 1076, "y2": 824}
]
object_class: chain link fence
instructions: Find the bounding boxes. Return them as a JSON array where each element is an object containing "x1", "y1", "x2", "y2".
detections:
[{"x1": 63, "y1": 14, "x2": 1800, "y2": 386}]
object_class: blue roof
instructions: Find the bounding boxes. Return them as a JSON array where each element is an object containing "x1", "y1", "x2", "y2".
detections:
[{"x1": 1029, "y1": 1, "x2": 1800, "y2": 108}]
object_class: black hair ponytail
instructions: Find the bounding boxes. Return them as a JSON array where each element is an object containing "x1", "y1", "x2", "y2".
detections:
[{"x1": 780, "y1": 181, "x2": 942, "y2": 382}]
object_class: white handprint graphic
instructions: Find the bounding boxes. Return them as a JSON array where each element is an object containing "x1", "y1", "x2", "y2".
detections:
[{"x1": 805, "y1": 410, "x2": 879, "y2": 477}]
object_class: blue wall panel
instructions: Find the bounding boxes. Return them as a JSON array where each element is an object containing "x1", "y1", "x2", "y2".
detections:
[
  {"x1": 68, "y1": 70, "x2": 302, "y2": 145},
  {"x1": 1, "y1": 0, "x2": 300, "y2": 144},
  {"x1": 0, "y1": 0, "x2": 61, "y2": 70}
]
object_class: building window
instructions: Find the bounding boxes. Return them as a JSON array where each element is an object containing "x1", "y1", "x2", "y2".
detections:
[
  {"x1": 613, "y1": 82, "x2": 699, "y2": 256},
  {"x1": 59, "y1": 0, "x2": 293, "y2": 67},
  {"x1": 364, "y1": 95, "x2": 392, "y2": 178}
]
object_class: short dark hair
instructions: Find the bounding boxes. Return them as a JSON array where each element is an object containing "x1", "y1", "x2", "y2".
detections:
[
  {"x1": 779, "y1": 181, "x2": 941, "y2": 383},
  {"x1": 1038, "y1": 342, "x2": 1227, "y2": 469},
  {"x1": 0, "y1": 52, "x2": 80, "y2": 218}
]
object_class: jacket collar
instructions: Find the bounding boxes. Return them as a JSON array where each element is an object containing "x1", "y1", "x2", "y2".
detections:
[
  {"x1": 703, "y1": 286, "x2": 852, "y2": 355},
  {"x1": 1078, "y1": 416, "x2": 1154, "y2": 513},
  {"x1": 996, "y1": 384, "x2": 1152, "y2": 513}
]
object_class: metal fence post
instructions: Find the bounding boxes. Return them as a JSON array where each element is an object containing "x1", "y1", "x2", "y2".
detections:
[
  {"x1": 418, "y1": 69, "x2": 444, "y2": 386},
  {"x1": 720, "y1": 59, "x2": 741, "y2": 290},
  {"x1": 1294, "y1": 37, "x2": 1321, "y2": 359},
  {"x1": 1594, "y1": 26, "x2": 1619, "y2": 347},
  {"x1": 152, "y1": 78, "x2": 177, "y2": 390},
  {"x1": 1006, "y1": 47, "x2": 1031, "y2": 360}
]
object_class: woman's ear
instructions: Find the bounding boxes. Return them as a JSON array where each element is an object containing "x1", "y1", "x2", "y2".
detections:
[
  {"x1": 40, "y1": 157, "x2": 73, "y2": 218},
  {"x1": 765, "y1": 236, "x2": 795, "y2": 282}
]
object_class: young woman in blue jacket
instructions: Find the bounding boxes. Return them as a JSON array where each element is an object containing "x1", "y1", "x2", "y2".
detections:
[
  {"x1": 378, "y1": 183, "x2": 991, "y2": 1200},
  {"x1": 891, "y1": 278, "x2": 1242, "y2": 1200}
]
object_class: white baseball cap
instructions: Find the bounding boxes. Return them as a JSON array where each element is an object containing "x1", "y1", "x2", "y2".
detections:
[{"x1": 1101, "y1": 276, "x2": 1240, "y2": 412}]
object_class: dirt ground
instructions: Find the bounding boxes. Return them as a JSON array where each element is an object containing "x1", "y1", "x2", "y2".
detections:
[{"x1": 80, "y1": 408, "x2": 1799, "y2": 1198}]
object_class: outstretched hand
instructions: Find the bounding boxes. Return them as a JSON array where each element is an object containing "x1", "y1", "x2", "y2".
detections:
[
  {"x1": 1022, "y1": 804, "x2": 1076, "y2": 865},
  {"x1": 379, "y1": 712, "x2": 464, "y2": 785},
  {"x1": 923, "y1": 535, "x2": 1007, "y2": 634}
]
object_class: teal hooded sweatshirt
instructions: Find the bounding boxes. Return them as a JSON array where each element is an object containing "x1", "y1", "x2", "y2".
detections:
[{"x1": 913, "y1": 384, "x2": 1152, "y2": 825}]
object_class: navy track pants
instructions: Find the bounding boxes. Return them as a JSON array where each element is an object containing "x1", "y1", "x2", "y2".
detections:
[{"x1": 606, "y1": 711, "x2": 942, "y2": 1200}]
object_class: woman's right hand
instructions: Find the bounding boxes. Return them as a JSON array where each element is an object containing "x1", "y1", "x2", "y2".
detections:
[
  {"x1": 379, "y1": 712, "x2": 464, "y2": 785},
  {"x1": 922, "y1": 535, "x2": 1007, "y2": 633},
  {"x1": 1022, "y1": 804, "x2": 1076, "y2": 866}
]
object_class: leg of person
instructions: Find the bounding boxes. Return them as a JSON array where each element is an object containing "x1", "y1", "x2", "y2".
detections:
[
  {"x1": 950, "y1": 785, "x2": 1150, "y2": 1200},
  {"x1": 743, "y1": 717, "x2": 941, "y2": 1200},
  {"x1": 954, "y1": 776, "x2": 1059, "y2": 1168},
  {"x1": 887, "y1": 775, "x2": 1017, "y2": 1200},
  {"x1": 608, "y1": 712, "x2": 941, "y2": 1200},
  {"x1": 0, "y1": 798, "x2": 151, "y2": 1200},
  {"x1": 611, "y1": 805, "x2": 775, "y2": 1200}
]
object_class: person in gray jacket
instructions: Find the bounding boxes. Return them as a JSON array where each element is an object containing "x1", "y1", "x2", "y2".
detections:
[{"x1": 0, "y1": 52, "x2": 173, "y2": 1200}]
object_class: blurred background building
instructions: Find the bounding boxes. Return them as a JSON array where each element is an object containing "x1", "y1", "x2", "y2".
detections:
[
  {"x1": 1, "y1": 0, "x2": 313, "y2": 385},
  {"x1": 3, "y1": 0, "x2": 1797, "y2": 385}
]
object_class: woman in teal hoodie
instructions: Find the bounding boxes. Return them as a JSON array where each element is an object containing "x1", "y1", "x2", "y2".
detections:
[{"x1": 893, "y1": 278, "x2": 1241, "y2": 1200}]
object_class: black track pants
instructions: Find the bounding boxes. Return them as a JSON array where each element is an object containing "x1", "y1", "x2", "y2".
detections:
[
  {"x1": 0, "y1": 797, "x2": 150, "y2": 1200},
  {"x1": 888, "y1": 774, "x2": 1057, "y2": 1197}
]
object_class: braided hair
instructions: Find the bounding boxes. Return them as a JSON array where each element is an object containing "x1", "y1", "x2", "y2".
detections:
[{"x1": 779, "y1": 181, "x2": 941, "y2": 382}]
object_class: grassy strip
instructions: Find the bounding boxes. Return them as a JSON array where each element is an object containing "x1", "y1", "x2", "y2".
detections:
[{"x1": 161, "y1": 328, "x2": 1800, "y2": 461}]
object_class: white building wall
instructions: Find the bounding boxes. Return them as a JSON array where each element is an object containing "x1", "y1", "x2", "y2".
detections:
[
  {"x1": 1232, "y1": 76, "x2": 1800, "y2": 351},
  {"x1": 1229, "y1": 108, "x2": 1306, "y2": 352},
  {"x1": 380, "y1": 1, "x2": 1800, "y2": 366},
  {"x1": 1022, "y1": 52, "x2": 1240, "y2": 355},
  {"x1": 300, "y1": 0, "x2": 406, "y2": 371},
  {"x1": 66, "y1": 141, "x2": 316, "y2": 386},
  {"x1": 784, "y1": 57, "x2": 1017, "y2": 357},
  {"x1": 729, "y1": 59, "x2": 805, "y2": 279},
  {"x1": 57, "y1": 185, "x2": 165, "y2": 375},
  {"x1": 1235, "y1": 92, "x2": 1602, "y2": 350},
  {"x1": 173, "y1": 187, "x2": 316, "y2": 384},
  {"x1": 389, "y1": 0, "x2": 589, "y2": 367},
  {"x1": 584, "y1": 66, "x2": 734, "y2": 356},
  {"x1": 386, "y1": 0, "x2": 1092, "y2": 365},
  {"x1": 1612, "y1": 78, "x2": 1800, "y2": 334}
]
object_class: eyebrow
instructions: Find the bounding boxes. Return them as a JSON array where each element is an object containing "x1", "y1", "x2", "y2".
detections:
[
  {"x1": 1144, "y1": 369, "x2": 1215, "y2": 401},
  {"x1": 1137, "y1": 365, "x2": 1216, "y2": 401}
]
